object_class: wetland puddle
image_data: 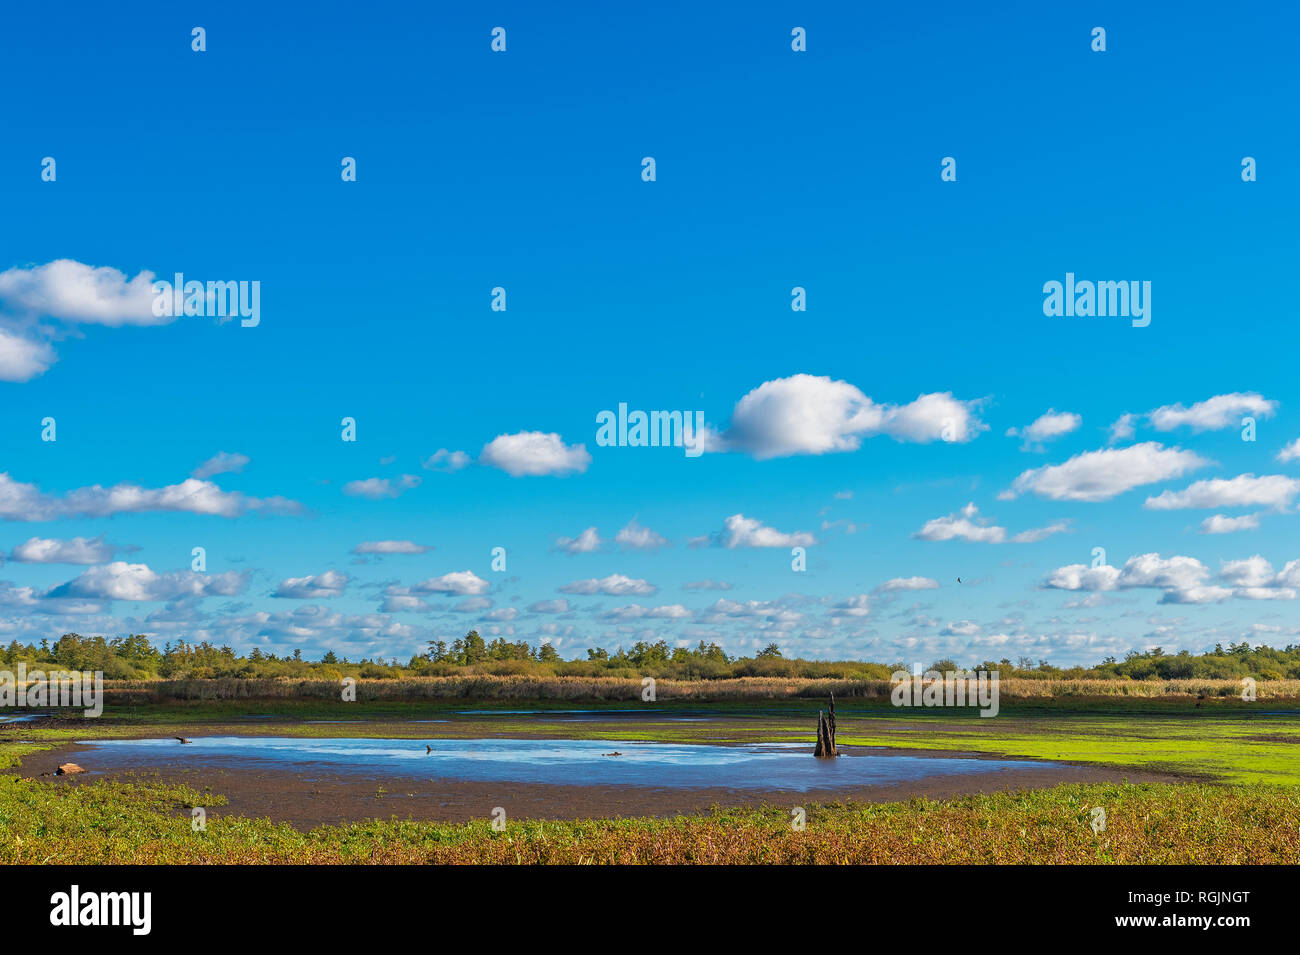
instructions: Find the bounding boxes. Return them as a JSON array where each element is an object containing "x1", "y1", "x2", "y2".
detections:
[{"x1": 77, "y1": 736, "x2": 1059, "y2": 791}]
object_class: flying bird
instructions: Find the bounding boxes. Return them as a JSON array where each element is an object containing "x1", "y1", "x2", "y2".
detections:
[
  {"x1": 426, "y1": 745, "x2": 432, "y2": 754},
  {"x1": 175, "y1": 737, "x2": 192, "y2": 744}
]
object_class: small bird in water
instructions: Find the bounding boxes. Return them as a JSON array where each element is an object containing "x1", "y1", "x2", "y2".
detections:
[
  {"x1": 426, "y1": 745, "x2": 432, "y2": 754},
  {"x1": 175, "y1": 737, "x2": 192, "y2": 744},
  {"x1": 602, "y1": 751, "x2": 623, "y2": 757}
]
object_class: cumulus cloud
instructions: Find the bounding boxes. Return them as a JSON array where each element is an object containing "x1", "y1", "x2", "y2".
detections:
[
  {"x1": 709, "y1": 513, "x2": 816, "y2": 549},
  {"x1": 697, "y1": 598, "x2": 804, "y2": 630},
  {"x1": 1006, "y1": 409, "x2": 1081, "y2": 449},
  {"x1": 1043, "y1": 552, "x2": 1298, "y2": 604},
  {"x1": 559, "y1": 574, "x2": 657, "y2": 596},
  {"x1": 1278, "y1": 438, "x2": 1300, "y2": 463},
  {"x1": 554, "y1": 526, "x2": 604, "y2": 554},
  {"x1": 615, "y1": 518, "x2": 669, "y2": 551},
  {"x1": 192, "y1": 452, "x2": 250, "y2": 480},
  {"x1": 0, "y1": 259, "x2": 161, "y2": 326},
  {"x1": 529, "y1": 599, "x2": 572, "y2": 614},
  {"x1": 272, "y1": 570, "x2": 350, "y2": 599},
  {"x1": 9, "y1": 535, "x2": 116, "y2": 564},
  {"x1": 603, "y1": 603, "x2": 692, "y2": 620},
  {"x1": 711, "y1": 374, "x2": 986, "y2": 459},
  {"x1": 0, "y1": 472, "x2": 300, "y2": 521},
  {"x1": 395, "y1": 570, "x2": 490, "y2": 596},
  {"x1": 351, "y1": 540, "x2": 433, "y2": 555},
  {"x1": 830, "y1": 595, "x2": 871, "y2": 618},
  {"x1": 1200, "y1": 514, "x2": 1261, "y2": 535},
  {"x1": 47, "y1": 562, "x2": 245, "y2": 602},
  {"x1": 914, "y1": 504, "x2": 1061, "y2": 544},
  {"x1": 1108, "y1": 413, "x2": 1137, "y2": 444},
  {"x1": 1002, "y1": 443, "x2": 1208, "y2": 502},
  {"x1": 876, "y1": 576, "x2": 941, "y2": 592},
  {"x1": 479, "y1": 431, "x2": 590, "y2": 477},
  {"x1": 915, "y1": 503, "x2": 1006, "y2": 543},
  {"x1": 0, "y1": 260, "x2": 176, "y2": 382},
  {"x1": 422, "y1": 449, "x2": 472, "y2": 472},
  {"x1": 1148, "y1": 392, "x2": 1278, "y2": 432},
  {"x1": 1144, "y1": 474, "x2": 1300, "y2": 511},
  {"x1": 342, "y1": 475, "x2": 421, "y2": 499},
  {"x1": 0, "y1": 328, "x2": 56, "y2": 382}
]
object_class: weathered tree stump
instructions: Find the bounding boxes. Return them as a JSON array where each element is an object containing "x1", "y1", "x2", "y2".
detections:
[{"x1": 813, "y1": 692, "x2": 838, "y2": 758}]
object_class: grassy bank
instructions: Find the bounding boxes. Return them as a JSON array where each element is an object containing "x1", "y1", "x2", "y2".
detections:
[{"x1": 2, "y1": 777, "x2": 1296, "y2": 864}]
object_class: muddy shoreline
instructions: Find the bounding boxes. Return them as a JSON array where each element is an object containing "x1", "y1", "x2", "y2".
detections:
[{"x1": 16, "y1": 740, "x2": 1188, "y2": 829}]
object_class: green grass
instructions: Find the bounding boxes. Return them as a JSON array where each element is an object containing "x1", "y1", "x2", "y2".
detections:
[{"x1": 2, "y1": 775, "x2": 1296, "y2": 864}]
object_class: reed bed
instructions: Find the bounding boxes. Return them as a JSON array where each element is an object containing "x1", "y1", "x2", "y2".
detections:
[{"x1": 94, "y1": 675, "x2": 1300, "y2": 703}]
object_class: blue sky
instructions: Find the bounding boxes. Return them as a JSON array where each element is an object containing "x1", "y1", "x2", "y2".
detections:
[{"x1": 1, "y1": 1, "x2": 1297, "y2": 665}]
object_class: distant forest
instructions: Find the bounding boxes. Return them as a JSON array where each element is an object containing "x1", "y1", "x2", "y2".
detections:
[{"x1": 4, "y1": 631, "x2": 1300, "y2": 681}]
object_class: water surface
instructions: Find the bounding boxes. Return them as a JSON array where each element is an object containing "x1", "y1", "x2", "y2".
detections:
[{"x1": 80, "y1": 735, "x2": 1058, "y2": 791}]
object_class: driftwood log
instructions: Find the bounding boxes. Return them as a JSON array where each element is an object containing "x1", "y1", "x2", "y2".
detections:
[{"x1": 813, "y1": 692, "x2": 838, "y2": 758}]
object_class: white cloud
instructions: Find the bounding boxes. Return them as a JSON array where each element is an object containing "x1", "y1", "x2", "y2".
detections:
[
  {"x1": 1006, "y1": 409, "x2": 1081, "y2": 449},
  {"x1": 603, "y1": 604, "x2": 692, "y2": 620},
  {"x1": 272, "y1": 570, "x2": 350, "y2": 599},
  {"x1": 0, "y1": 472, "x2": 300, "y2": 521},
  {"x1": 1003, "y1": 443, "x2": 1208, "y2": 502},
  {"x1": 9, "y1": 536, "x2": 116, "y2": 564},
  {"x1": 830, "y1": 595, "x2": 871, "y2": 617},
  {"x1": 914, "y1": 503, "x2": 1005, "y2": 543},
  {"x1": 422, "y1": 449, "x2": 471, "y2": 472},
  {"x1": 401, "y1": 570, "x2": 490, "y2": 596},
  {"x1": 615, "y1": 518, "x2": 669, "y2": 551},
  {"x1": 1144, "y1": 474, "x2": 1300, "y2": 511},
  {"x1": 351, "y1": 540, "x2": 433, "y2": 555},
  {"x1": 529, "y1": 599, "x2": 572, "y2": 614},
  {"x1": 1199, "y1": 514, "x2": 1260, "y2": 535},
  {"x1": 47, "y1": 562, "x2": 245, "y2": 602},
  {"x1": 342, "y1": 475, "x2": 421, "y2": 499},
  {"x1": 716, "y1": 513, "x2": 816, "y2": 548},
  {"x1": 1278, "y1": 438, "x2": 1300, "y2": 463},
  {"x1": 941, "y1": 620, "x2": 980, "y2": 636},
  {"x1": 683, "y1": 579, "x2": 732, "y2": 591},
  {"x1": 0, "y1": 259, "x2": 160, "y2": 326},
  {"x1": 1010, "y1": 521, "x2": 1071, "y2": 544},
  {"x1": 1148, "y1": 392, "x2": 1278, "y2": 432},
  {"x1": 0, "y1": 329, "x2": 56, "y2": 382},
  {"x1": 714, "y1": 374, "x2": 985, "y2": 459},
  {"x1": 559, "y1": 574, "x2": 657, "y2": 596},
  {"x1": 554, "y1": 526, "x2": 604, "y2": 554},
  {"x1": 1108, "y1": 413, "x2": 1137, "y2": 444},
  {"x1": 479, "y1": 431, "x2": 590, "y2": 477},
  {"x1": 1218, "y1": 556, "x2": 1276, "y2": 589},
  {"x1": 192, "y1": 452, "x2": 250, "y2": 480},
  {"x1": 1043, "y1": 551, "x2": 1299, "y2": 604},
  {"x1": 876, "y1": 576, "x2": 940, "y2": 592}
]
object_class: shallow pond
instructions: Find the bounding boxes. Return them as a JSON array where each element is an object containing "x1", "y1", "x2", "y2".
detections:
[{"x1": 78, "y1": 736, "x2": 1059, "y2": 791}]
